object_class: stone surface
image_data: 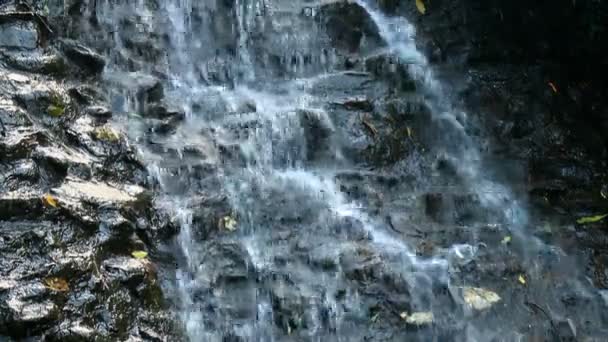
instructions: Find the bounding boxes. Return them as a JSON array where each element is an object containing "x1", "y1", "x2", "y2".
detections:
[
  {"x1": 58, "y1": 39, "x2": 106, "y2": 74},
  {"x1": 0, "y1": 21, "x2": 38, "y2": 50},
  {"x1": 52, "y1": 178, "x2": 145, "y2": 206}
]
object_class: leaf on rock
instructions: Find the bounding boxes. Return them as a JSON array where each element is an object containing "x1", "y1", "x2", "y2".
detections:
[
  {"x1": 576, "y1": 214, "x2": 608, "y2": 225},
  {"x1": 548, "y1": 82, "x2": 558, "y2": 93},
  {"x1": 518, "y1": 275, "x2": 526, "y2": 285},
  {"x1": 94, "y1": 125, "x2": 121, "y2": 143},
  {"x1": 416, "y1": 0, "x2": 426, "y2": 14},
  {"x1": 501, "y1": 236, "x2": 511, "y2": 245},
  {"x1": 463, "y1": 287, "x2": 501, "y2": 310},
  {"x1": 44, "y1": 277, "x2": 69, "y2": 292},
  {"x1": 42, "y1": 193, "x2": 58, "y2": 208},
  {"x1": 405, "y1": 312, "x2": 434, "y2": 325},
  {"x1": 47, "y1": 104, "x2": 65, "y2": 117},
  {"x1": 132, "y1": 250, "x2": 148, "y2": 259},
  {"x1": 221, "y1": 216, "x2": 238, "y2": 231}
]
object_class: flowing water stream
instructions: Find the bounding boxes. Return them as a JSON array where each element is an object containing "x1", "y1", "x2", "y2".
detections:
[{"x1": 70, "y1": 0, "x2": 607, "y2": 340}]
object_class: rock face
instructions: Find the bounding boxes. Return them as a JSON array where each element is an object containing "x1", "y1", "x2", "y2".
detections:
[
  {"x1": 0, "y1": 21, "x2": 38, "y2": 50},
  {"x1": 0, "y1": 3, "x2": 178, "y2": 341}
]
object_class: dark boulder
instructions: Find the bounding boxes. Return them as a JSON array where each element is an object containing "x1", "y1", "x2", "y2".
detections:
[
  {"x1": 58, "y1": 39, "x2": 106, "y2": 75},
  {"x1": 317, "y1": 1, "x2": 384, "y2": 53}
]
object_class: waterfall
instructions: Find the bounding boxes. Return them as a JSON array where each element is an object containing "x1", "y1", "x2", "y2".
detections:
[
  {"x1": 355, "y1": 0, "x2": 528, "y2": 230},
  {"x1": 79, "y1": 0, "x2": 601, "y2": 340}
]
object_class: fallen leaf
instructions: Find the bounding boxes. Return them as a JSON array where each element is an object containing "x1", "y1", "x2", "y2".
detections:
[
  {"x1": 47, "y1": 104, "x2": 65, "y2": 117},
  {"x1": 501, "y1": 236, "x2": 511, "y2": 245},
  {"x1": 399, "y1": 312, "x2": 408, "y2": 320},
  {"x1": 577, "y1": 214, "x2": 608, "y2": 225},
  {"x1": 44, "y1": 277, "x2": 69, "y2": 292},
  {"x1": 406, "y1": 312, "x2": 434, "y2": 325},
  {"x1": 94, "y1": 126, "x2": 121, "y2": 142},
  {"x1": 518, "y1": 275, "x2": 526, "y2": 285},
  {"x1": 42, "y1": 193, "x2": 58, "y2": 208},
  {"x1": 548, "y1": 82, "x2": 558, "y2": 93},
  {"x1": 131, "y1": 250, "x2": 148, "y2": 259},
  {"x1": 221, "y1": 216, "x2": 238, "y2": 231},
  {"x1": 406, "y1": 126, "x2": 413, "y2": 138},
  {"x1": 463, "y1": 287, "x2": 501, "y2": 311},
  {"x1": 415, "y1": 0, "x2": 426, "y2": 14}
]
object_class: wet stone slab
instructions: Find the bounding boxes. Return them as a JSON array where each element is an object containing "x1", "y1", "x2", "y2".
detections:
[{"x1": 0, "y1": 21, "x2": 38, "y2": 50}]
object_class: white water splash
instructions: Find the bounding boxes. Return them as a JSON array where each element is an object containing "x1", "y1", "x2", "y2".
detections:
[{"x1": 356, "y1": 0, "x2": 528, "y2": 230}]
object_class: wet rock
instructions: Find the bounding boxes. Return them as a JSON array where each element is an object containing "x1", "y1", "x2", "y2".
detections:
[
  {"x1": 139, "y1": 80, "x2": 164, "y2": 105},
  {"x1": 554, "y1": 318, "x2": 577, "y2": 341},
  {"x1": 377, "y1": 0, "x2": 400, "y2": 14},
  {"x1": 0, "y1": 50, "x2": 68, "y2": 76},
  {"x1": 144, "y1": 103, "x2": 185, "y2": 135},
  {"x1": 52, "y1": 177, "x2": 146, "y2": 208},
  {"x1": 13, "y1": 81, "x2": 70, "y2": 121},
  {"x1": 340, "y1": 244, "x2": 382, "y2": 282},
  {"x1": 0, "y1": 20, "x2": 38, "y2": 50},
  {"x1": 58, "y1": 39, "x2": 106, "y2": 75},
  {"x1": 364, "y1": 53, "x2": 417, "y2": 92},
  {"x1": 0, "y1": 189, "x2": 44, "y2": 220},
  {"x1": 317, "y1": 1, "x2": 383, "y2": 53},
  {"x1": 48, "y1": 320, "x2": 99, "y2": 341},
  {"x1": 84, "y1": 105, "x2": 112, "y2": 120},
  {"x1": 307, "y1": 244, "x2": 340, "y2": 270},
  {"x1": 33, "y1": 144, "x2": 95, "y2": 173},
  {"x1": 0, "y1": 282, "x2": 57, "y2": 336},
  {"x1": 332, "y1": 96, "x2": 374, "y2": 111},
  {"x1": 144, "y1": 103, "x2": 183, "y2": 121},
  {"x1": 68, "y1": 84, "x2": 105, "y2": 106},
  {"x1": 200, "y1": 241, "x2": 250, "y2": 284},
  {"x1": 424, "y1": 193, "x2": 447, "y2": 223},
  {"x1": 0, "y1": 127, "x2": 43, "y2": 160},
  {"x1": 298, "y1": 109, "x2": 335, "y2": 162},
  {"x1": 102, "y1": 256, "x2": 148, "y2": 286},
  {"x1": 270, "y1": 281, "x2": 318, "y2": 334}
]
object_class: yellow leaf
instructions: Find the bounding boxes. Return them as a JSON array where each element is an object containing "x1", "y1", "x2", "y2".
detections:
[
  {"x1": 94, "y1": 126, "x2": 121, "y2": 142},
  {"x1": 131, "y1": 250, "x2": 148, "y2": 259},
  {"x1": 406, "y1": 126, "x2": 412, "y2": 138},
  {"x1": 221, "y1": 216, "x2": 238, "y2": 231},
  {"x1": 577, "y1": 214, "x2": 608, "y2": 225},
  {"x1": 44, "y1": 277, "x2": 69, "y2": 292},
  {"x1": 415, "y1": 0, "x2": 426, "y2": 14},
  {"x1": 501, "y1": 236, "x2": 511, "y2": 245},
  {"x1": 42, "y1": 193, "x2": 58, "y2": 208},
  {"x1": 518, "y1": 275, "x2": 526, "y2": 285}
]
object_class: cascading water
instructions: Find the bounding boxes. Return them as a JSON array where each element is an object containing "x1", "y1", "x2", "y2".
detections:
[{"x1": 71, "y1": 0, "x2": 608, "y2": 340}]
